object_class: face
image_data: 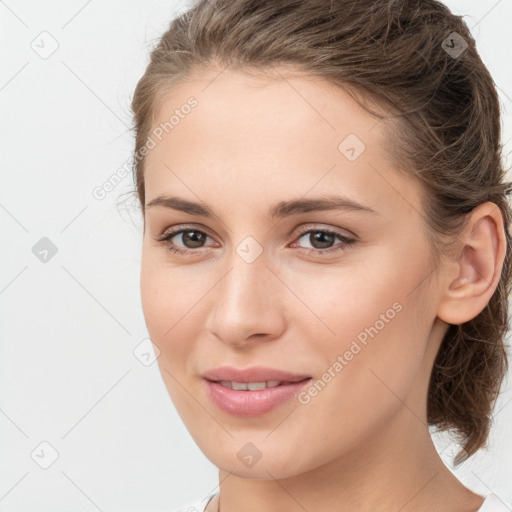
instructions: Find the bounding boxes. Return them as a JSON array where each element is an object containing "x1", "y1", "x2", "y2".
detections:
[{"x1": 140, "y1": 67, "x2": 445, "y2": 479}]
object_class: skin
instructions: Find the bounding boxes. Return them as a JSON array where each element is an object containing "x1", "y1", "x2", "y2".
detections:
[{"x1": 139, "y1": 66, "x2": 506, "y2": 512}]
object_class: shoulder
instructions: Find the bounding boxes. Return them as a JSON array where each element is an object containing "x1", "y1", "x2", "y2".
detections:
[{"x1": 170, "y1": 493, "x2": 217, "y2": 512}]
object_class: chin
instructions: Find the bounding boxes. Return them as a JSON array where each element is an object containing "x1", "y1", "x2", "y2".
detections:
[{"x1": 194, "y1": 434, "x2": 315, "y2": 480}]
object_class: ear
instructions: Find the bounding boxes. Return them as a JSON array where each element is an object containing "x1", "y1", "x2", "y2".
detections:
[{"x1": 437, "y1": 201, "x2": 507, "y2": 325}]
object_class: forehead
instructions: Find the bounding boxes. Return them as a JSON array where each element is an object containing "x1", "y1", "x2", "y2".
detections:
[
  {"x1": 143, "y1": 67, "x2": 421, "y2": 219},
  {"x1": 152, "y1": 67, "x2": 386, "y2": 146}
]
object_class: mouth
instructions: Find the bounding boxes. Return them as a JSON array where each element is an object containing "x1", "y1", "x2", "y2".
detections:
[
  {"x1": 201, "y1": 365, "x2": 312, "y2": 384},
  {"x1": 203, "y1": 377, "x2": 313, "y2": 417},
  {"x1": 205, "y1": 377, "x2": 311, "y2": 391}
]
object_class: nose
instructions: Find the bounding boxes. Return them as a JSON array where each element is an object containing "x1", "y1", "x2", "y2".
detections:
[{"x1": 204, "y1": 253, "x2": 286, "y2": 349}]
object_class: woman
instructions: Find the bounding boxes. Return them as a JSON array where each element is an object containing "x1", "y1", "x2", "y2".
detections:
[{"x1": 130, "y1": 0, "x2": 512, "y2": 510}]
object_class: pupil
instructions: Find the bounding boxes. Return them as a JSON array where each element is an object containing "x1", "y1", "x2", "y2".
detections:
[
  {"x1": 183, "y1": 231, "x2": 205, "y2": 248},
  {"x1": 311, "y1": 231, "x2": 334, "y2": 249}
]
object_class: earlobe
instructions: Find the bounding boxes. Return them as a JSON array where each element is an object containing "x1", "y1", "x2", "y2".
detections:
[{"x1": 437, "y1": 202, "x2": 506, "y2": 325}]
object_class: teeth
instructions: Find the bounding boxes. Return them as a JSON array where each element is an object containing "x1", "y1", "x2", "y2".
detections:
[{"x1": 219, "y1": 380, "x2": 282, "y2": 390}]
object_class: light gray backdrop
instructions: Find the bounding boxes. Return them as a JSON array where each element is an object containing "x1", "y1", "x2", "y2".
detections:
[{"x1": 1, "y1": 1, "x2": 511, "y2": 511}]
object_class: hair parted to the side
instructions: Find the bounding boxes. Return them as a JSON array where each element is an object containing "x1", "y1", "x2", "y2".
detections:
[{"x1": 130, "y1": 0, "x2": 512, "y2": 465}]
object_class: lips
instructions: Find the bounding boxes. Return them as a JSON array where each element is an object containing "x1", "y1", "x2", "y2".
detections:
[
  {"x1": 201, "y1": 366, "x2": 313, "y2": 417},
  {"x1": 204, "y1": 378, "x2": 312, "y2": 417},
  {"x1": 202, "y1": 365, "x2": 311, "y2": 384}
]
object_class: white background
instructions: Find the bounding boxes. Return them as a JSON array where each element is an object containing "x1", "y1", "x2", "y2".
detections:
[{"x1": 0, "y1": 1, "x2": 511, "y2": 511}]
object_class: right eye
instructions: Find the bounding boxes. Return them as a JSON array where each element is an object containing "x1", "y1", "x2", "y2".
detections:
[{"x1": 154, "y1": 227, "x2": 215, "y2": 255}]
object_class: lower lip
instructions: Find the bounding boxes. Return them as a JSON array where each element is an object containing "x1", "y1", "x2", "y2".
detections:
[{"x1": 204, "y1": 378, "x2": 312, "y2": 417}]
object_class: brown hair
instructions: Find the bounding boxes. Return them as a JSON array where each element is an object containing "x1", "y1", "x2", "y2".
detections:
[{"x1": 130, "y1": 0, "x2": 512, "y2": 464}]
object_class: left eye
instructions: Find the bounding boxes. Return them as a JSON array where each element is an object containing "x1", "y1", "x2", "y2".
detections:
[
  {"x1": 293, "y1": 228, "x2": 356, "y2": 254},
  {"x1": 154, "y1": 226, "x2": 357, "y2": 256}
]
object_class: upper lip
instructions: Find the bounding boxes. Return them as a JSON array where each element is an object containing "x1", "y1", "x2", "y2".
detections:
[{"x1": 202, "y1": 366, "x2": 311, "y2": 383}]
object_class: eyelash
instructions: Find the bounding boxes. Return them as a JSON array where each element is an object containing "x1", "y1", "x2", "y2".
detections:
[{"x1": 154, "y1": 225, "x2": 357, "y2": 257}]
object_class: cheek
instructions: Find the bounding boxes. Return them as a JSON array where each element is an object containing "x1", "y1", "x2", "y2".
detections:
[
  {"x1": 140, "y1": 253, "x2": 221, "y2": 384},
  {"x1": 140, "y1": 249, "x2": 196, "y2": 337},
  {"x1": 140, "y1": 256, "x2": 193, "y2": 372},
  {"x1": 140, "y1": 261, "x2": 168, "y2": 339},
  {"x1": 282, "y1": 255, "x2": 406, "y2": 350},
  {"x1": 140, "y1": 263, "x2": 197, "y2": 413},
  {"x1": 301, "y1": 252, "x2": 431, "y2": 407}
]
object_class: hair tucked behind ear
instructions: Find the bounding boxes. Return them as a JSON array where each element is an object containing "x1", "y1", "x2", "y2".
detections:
[{"x1": 130, "y1": 0, "x2": 512, "y2": 465}]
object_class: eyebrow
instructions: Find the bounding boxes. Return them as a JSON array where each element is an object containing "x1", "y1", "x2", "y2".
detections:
[{"x1": 146, "y1": 194, "x2": 379, "y2": 218}]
